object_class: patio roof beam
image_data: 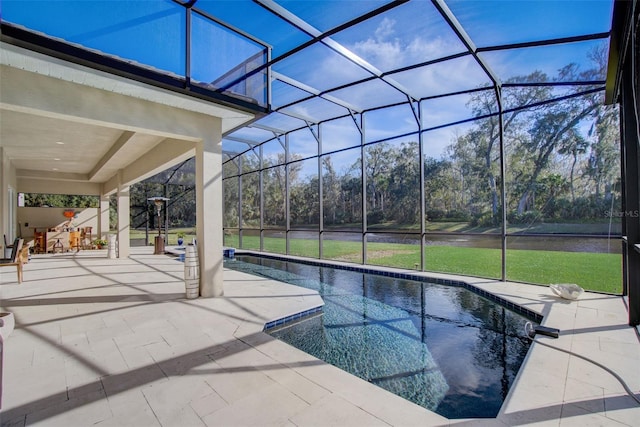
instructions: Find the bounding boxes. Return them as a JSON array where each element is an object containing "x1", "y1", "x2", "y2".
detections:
[
  {"x1": 224, "y1": 136, "x2": 262, "y2": 146},
  {"x1": 277, "y1": 109, "x2": 319, "y2": 125},
  {"x1": 477, "y1": 32, "x2": 611, "y2": 53},
  {"x1": 256, "y1": 0, "x2": 420, "y2": 102},
  {"x1": 431, "y1": 0, "x2": 501, "y2": 87},
  {"x1": 88, "y1": 131, "x2": 135, "y2": 182},
  {"x1": 249, "y1": 123, "x2": 288, "y2": 135},
  {"x1": 272, "y1": 71, "x2": 363, "y2": 113}
]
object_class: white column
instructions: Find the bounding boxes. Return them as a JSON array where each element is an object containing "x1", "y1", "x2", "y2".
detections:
[
  {"x1": 117, "y1": 182, "x2": 130, "y2": 258},
  {"x1": 99, "y1": 195, "x2": 110, "y2": 239},
  {"x1": 196, "y1": 131, "x2": 223, "y2": 297}
]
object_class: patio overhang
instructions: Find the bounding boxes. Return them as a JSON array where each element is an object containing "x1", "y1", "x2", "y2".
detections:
[
  {"x1": 1, "y1": 42, "x2": 257, "y2": 298},
  {"x1": 1, "y1": 42, "x2": 256, "y2": 193}
]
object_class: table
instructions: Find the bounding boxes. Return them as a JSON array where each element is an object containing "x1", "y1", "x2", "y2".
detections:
[{"x1": 45, "y1": 230, "x2": 70, "y2": 253}]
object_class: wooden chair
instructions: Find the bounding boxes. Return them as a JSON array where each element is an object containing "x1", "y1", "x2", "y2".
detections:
[
  {"x1": 0, "y1": 238, "x2": 25, "y2": 283},
  {"x1": 69, "y1": 231, "x2": 81, "y2": 252},
  {"x1": 3, "y1": 234, "x2": 14, "y2": 258},
  {"x1": 80, "y1": 227, "x2": 92, "y2": 249},
  {"x1": 33, "y1": 231, "x2": 46, "y2": 254}
]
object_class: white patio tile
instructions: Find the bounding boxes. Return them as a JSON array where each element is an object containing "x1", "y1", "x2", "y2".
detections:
[
  {"x1": 203, "y1": 364, "x2": 276, "y2": 404},
  {"x1": 567, "y1": 354, "x2": 630, "y2": 394},
  {"x1": 141, "y1": 376, "x2": 214, "y2": 426},
  {"x1": 99, "y1": 388, "x2": 160, "y2": 427},
  {"x1": 603, "y1": 393, "x2": 640, "y2": 425},
  {"x1": 289, "y1": 393, "x2": 389, "y2": 427},
  {"x1": 100, "y1": 363, "x2": 169, "y2": 398},
  {"x1": 116, "y1": 343, "x2": 156, "y2": 370},
  {"x1": 24, "y1": 389, "x2": 112, "y2": 427},
  {"x1": 189, "y1": 388, "x2": 228, "y2": 419},
  {"x1": 94, "y1": 407, "x2": 161, "y2": 427},
  {"x1": 202, "y1": 383, "x2": 309, "y2": 427},
  {"x1": 559, "y1": 402, "x2": 628, "y2": 426},
  {"x1": 563, "y1": 378, "x2": 605, "y2": 412}
]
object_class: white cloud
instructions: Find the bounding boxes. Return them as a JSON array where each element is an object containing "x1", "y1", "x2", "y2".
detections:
[
  {"x1": 374, "y1": 17, "x2": 396, "y2": 41},
  {"x1": 353, "y1": 37, "x2": 403, "y2": 71}
]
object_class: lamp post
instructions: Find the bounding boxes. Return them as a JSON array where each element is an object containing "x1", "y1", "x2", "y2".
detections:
[{"x1": 148, "y1": 196, "x2": 170, "y2": 254}]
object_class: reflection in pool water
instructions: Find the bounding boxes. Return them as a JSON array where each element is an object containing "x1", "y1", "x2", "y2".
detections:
[{"x1": 225, "y1": 255, "x2": 537, "y2": 419}]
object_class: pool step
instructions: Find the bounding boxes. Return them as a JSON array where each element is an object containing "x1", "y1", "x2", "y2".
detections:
[{"x1": 264, "y1": 305, "x2": 323, "y2": 331}]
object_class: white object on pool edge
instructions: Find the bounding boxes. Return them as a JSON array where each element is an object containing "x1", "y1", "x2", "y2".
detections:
[{"x1": 550, "y1": 283, "x2": 584, "y2": 300}]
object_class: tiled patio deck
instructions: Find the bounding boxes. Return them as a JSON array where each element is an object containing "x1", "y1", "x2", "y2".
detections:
[{"x1": 1, "y1": 247, "x2": 639, "y2": 426}]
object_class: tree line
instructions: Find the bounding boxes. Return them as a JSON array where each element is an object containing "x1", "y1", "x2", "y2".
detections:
[
  {"x1": 224, "y1": 50, "x2": 619, "y2": 232},
  {"x1": 28, "y1": 51, "x2": 619, "y2": 234}
]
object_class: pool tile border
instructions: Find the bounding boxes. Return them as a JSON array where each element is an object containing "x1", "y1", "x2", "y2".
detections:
[
  {"x1": 264, "y1": 305, "x2": 323, "y2": 331},
  {"x1": 235, "y1": 250, "x2": 543, "y2": 325}
]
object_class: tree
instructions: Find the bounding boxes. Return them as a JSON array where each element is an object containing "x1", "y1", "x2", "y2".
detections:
[
  {"x1": 514, "y1": 66, "x2": 601, "y2": 214},
  {"x1": 386, "y1": 141, "x2": 421, "y2": 224},
  {"x1": 364, "y1": 143, "x2": 392, "y2": 221},
  {"x1": 448, "y1": 75, "x2": 552, "y2": 224},
  {"x1": 423, "y1": 157, "x2": 453, "y2": 219},
  {"x1": 322, "y1": 156, "x2": 341, "y2": 225},
  {"x1": 447, "y1": 49, "x2": 618, "y2": 225},
  {"x1": 557, "y1": 128, "x2": 589, "y2": 203}
]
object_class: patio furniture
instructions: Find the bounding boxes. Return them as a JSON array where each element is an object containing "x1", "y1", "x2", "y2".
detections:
[
  {"x1": 2, "y1": 235, "x2": 13, "y2": 259},
  {"x1": 0, "y1": 238, "x2": 25, "y2": 283},
  {"x1": 80, "y1": 227, "x2": 92, "y2": 249},
  {"x1": 33, "y1": 231, "x2": 46, "y2": 254},
  {"x1": 69, "y1": 231, "x2": 81, "y2": 252},
  {"x1": 46, "y1": 230, "x2": 70, "y2": 252}
]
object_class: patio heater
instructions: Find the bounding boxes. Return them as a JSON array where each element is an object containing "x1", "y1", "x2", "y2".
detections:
[{"x1": 148, "y1": 196, "x2": 170, "y2": 254}]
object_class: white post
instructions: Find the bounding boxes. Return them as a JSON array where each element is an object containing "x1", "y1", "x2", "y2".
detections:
[
  {"x1": 195, "y1": 126, "x2": 223, "y2": 297},
  {"x1": 117, "y1": 178, "x2": 130, "y2": 258},
  {"x1": 99, "y1": 194, "x2": 110, "y2": 240}
]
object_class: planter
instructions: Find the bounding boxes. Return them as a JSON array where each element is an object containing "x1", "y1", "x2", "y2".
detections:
[
  {"x1": 107, "y1": 234, "x2": 116, "y2": 259},
  {"x1": 184, "y1": 246, "x2": 199, "y2": 299},
  {"x1": 1, "y1": 312, "x2": 15, "y2": 409},
  {"x1": 0, "y1": 312, "x2": 14, "y2": 343}
]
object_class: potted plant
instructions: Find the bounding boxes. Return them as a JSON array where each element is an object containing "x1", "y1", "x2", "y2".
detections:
[
  {"x1": 93, "y1": 238, "x2": 108, "y2": 249},
  {"x1": 176, "y1": 232, "x2": 185, "y2": 247}
]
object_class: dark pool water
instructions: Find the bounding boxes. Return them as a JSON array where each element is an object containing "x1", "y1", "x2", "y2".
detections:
[{"x1": 225, "y1": 255, "x2": 536, "y2": 419}]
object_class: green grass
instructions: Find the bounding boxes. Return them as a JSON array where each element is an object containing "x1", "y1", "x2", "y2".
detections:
[
  {"x1": 130, "y1": 228, "x2": 195, "y2": 246},
  {"x1": 223, "y1": 234, "x2": 622, "y2": 294}
]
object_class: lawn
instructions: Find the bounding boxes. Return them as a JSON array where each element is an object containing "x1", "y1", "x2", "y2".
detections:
[
  {"x1": 223, "y1": 234, "x2": 622, "y2": 294},
  {"x1": 130, "y1": 228, "x2": 195, "y2": 246}
]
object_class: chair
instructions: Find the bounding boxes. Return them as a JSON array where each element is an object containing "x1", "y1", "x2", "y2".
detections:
[
  {"x1": 3, "y1": 234, "x2": 14, "y2": 258},
  {"x1": 0, "y1": 238, "x2": 25, "y2": 283},
  {"x1": 80, "y1": 227, "x2": 92, "y2": 249},
  {"x1": 69, "y1": 231, "x2": 81, "y2": 252},
  {"x1": 33, "y1": 231, "x2": 46, "y2": 254}
]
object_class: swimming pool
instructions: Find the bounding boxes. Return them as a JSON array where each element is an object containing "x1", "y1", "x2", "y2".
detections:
[{"x1": 224, "y1": 254, "x2": 539, "y2": 419}]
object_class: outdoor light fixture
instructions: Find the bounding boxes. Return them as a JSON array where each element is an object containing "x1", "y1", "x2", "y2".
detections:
[
  {"x1": 148, "y1": 196, "x2": 170, "y2": 254},
  {"x1": 148, "y1": 197, "x2": 170, "y2": 230}
]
